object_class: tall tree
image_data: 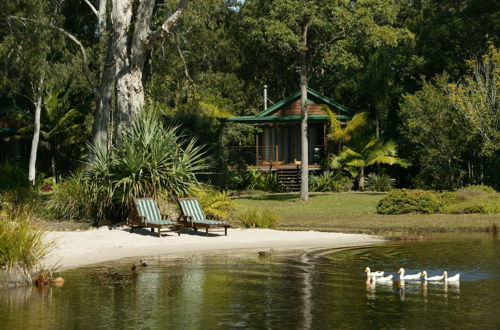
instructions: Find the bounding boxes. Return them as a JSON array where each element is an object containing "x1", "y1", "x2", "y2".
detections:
[
  {"x1": 90, "y1": 0, "x2": 189, "y2": 148},
  {"x1": 0, "y1": 1, "x2": 80, "y2": 183},
  {"x1": 242, "y1": 0, "x2": 411, "y2": 200}
]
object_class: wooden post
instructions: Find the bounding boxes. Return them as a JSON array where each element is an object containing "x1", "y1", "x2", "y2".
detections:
[
  {"x1": 256, "y1": 132, "x2": 259, "y2": 166},
  {"x1": 323, "y1": 121, "x2": 328, "y2": 157}
]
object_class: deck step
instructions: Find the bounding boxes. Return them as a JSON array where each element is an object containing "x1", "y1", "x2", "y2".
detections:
[{"x1": 276, "y1": 167, "x2": 301, "y2": 192}]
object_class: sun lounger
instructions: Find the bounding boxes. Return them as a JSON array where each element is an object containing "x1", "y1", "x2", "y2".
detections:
[
  {"x1": 129, "y1": 198, "x2": 181, "y2": 237},
  {"x1": 178, "y1": 198, "x2": 230, "y2": 236}
]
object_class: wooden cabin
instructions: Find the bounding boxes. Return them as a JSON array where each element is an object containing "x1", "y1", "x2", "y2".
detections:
[{"x1": 221, "y1": 88, "x2": 352, "y2": 169}]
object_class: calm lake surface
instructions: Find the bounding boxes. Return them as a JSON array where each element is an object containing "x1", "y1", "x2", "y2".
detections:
[{"x1": 1, "y1": 233, "x2": 499, "y2": 329}]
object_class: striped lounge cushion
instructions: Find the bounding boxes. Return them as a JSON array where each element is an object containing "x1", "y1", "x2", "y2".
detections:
[
  {"x1": 179, "y1": 199, "x2": 228, "y2": 225},
  {"x1": 135, "y1": 199, "x2": 177, "y2": 225}
]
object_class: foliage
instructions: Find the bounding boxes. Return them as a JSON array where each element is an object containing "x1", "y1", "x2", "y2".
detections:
[
  {"x1": 329, "y1": 136, "x2": 409, "y2": 190},
  {"x1": 326, "y1": 110, "x2": 369, "y2": 152},
  {"x1": 376, "y1": 189, "x2": 443, "y2": 215},
  {"x1": 400, "y1": 75, "x2": 471, "y2": 189},
  {"x1": 365, "y1": 173, "x2": 396, "y2": 192},
  {"x1": 192, "y1": 186, "x2": 235, "y2": 219},
  {"x1": 309, "y1": 171, "x2": 353, "y2": 192},
  {"x1": 0, "y1": 214, "x2": 53, "y2": 272},
  {"x1": 377, "y1": 186, "x2": 500, "y2": 215},
  {"x1": 226, "y1": 170, "x2": 278, "y2": 192},
  {"x1": 49, "y1": 112, "x2": 212, "y2": 224},
  {"x1": 10, "y1": 90, "x2": 87, "y2": 180},
  {"x1": 448, "y1": 45, "x2": 500, "y2": 156},
  {"x1": 234, "y1": 207, "x2": 280, "y2": 229},
  {"x1": 0, "y1": 164, "x2": 30, "y2": 192},
  {"x1": 93, "y1": 111, "x2": 211, "y2": 199},
  {"x1": 441, "y1": 185, "x2": 500, "y2": 214},
  {"x1": 47, "y1": 169, "x2": 101, "y2": 223}
]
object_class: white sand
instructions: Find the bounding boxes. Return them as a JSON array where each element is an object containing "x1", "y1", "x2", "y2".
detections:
[{"x1": 44, "y1": 227, "x2": 384, "y2": 269}]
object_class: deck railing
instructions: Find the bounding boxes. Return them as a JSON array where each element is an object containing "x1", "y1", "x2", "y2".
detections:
[{"x1": 226, "y1": 145, "x2": 325, "y2": 166}]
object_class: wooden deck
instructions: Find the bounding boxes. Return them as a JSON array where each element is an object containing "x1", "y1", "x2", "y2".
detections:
[{"x1": 228, "y1": 164, "x2": 321, "y2": 170}]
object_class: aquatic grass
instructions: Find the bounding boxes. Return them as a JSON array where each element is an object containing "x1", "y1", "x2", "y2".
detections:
[{"x1": 0, "y1": 214, "x2": 54, "y2": 286}]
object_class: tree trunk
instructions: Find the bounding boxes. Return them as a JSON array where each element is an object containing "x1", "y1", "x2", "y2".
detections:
[
  {"x1": 113, "y1": 0, "x2": 188, "y2": 133},
  {"x1": 28, "y1": 80, "x2": 43, "y2": 184},
  {"x1": 359, "y1": 167, "x2": 365, "y2": 191},
  {"x1": 92, "y1": 34, "x2": 115, "y2": 148},
  {"x1": 299, "y1": 22, "x2": 309, "y2": 201},
  {"x1": 91, "y1": 0, "x2": 188, "y2": 142},
  {"x1": 98, "y1": 0, "x2": 107, "y2": 34},
  {"x1": 112, "y1": 0, "x2": 134, "y2": 133},
  {"x1": 51, "y1": 154, "x2": 57, "y2": 185}
]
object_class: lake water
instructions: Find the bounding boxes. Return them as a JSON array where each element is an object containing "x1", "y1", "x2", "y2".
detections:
[{"x1": 1, "y1": 233, "x2": 499, "y2": 329}]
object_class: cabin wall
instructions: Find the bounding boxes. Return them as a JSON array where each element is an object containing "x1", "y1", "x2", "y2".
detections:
[{"x1": 269, "y1": 97, "x2": 335, "y2": 117}]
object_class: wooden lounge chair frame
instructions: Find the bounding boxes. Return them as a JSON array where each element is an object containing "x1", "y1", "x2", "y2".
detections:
[
  {"x1": 129, "y1": 197, "x2": 181, "y2": 237},
  {"x1": 177, "y1": 198, "x2": 230, "y2": 236}
]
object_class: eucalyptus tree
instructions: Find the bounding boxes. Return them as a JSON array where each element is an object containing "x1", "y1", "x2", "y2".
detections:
[
  {"x1": 11, "y1": 91, "x2": 86, "y2": 183},
  {"x1": 0, "y1": 1, "x2": 80, "y2": 184},
  {"x1": 241, "y1": 0, "x2": 412, "y2": 200},
  {"x1": 88, "y1": 0, "x2": 190, "y2": 149}
]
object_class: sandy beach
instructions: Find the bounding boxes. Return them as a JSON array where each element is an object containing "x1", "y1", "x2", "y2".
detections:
[{"x1": 44, "y1": 227, "x2": 384, "y2": 269}]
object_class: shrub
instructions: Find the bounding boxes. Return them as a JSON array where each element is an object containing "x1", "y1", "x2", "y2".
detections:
[
  {"x1": 0, "y1": 215, "x2": 53, "y2": 273},
  {"x1": 192, "y1": 186, "x2": 235, "y2": 218},
  {"x1": 0, "y1": 164, "x2": 30, "y2": 192},
  {"x1": 0, "y1": 188, "x2": 40, "y2": 216},
  {"x1": 376, "y1": 189, "x2": 443, "y2": 214},
  {"x1": 47, "y1": 169, "x2": 106, "y2": 223},
  {"x1": 234, "y1": 207, "x2": 281, "y2": 228},
  {"x1": 441, "y1": 185, "x2": 500, "y2": 214},
  {"x1": 310, "y1": 171, "x2": 353, "y2": 192},
  {"x1": 227, "y1": 170, "x2": 278, "y2": 191},
  {"x1": 49, "y1": 112, "x2": 212, "y2": 225},
  {"x1": 365, "y1": 173, "x2": 395, "y2": 192},
  {"x1": 460, "y1": 185, "x2": 497, "y2": 194}
]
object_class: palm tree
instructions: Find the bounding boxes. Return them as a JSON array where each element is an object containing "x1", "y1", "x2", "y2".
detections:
[
  {"x1": 329, "y1": 137, "x2": 409, "y2": 190},
  {"x1": 324, "y1": 108, "x2": 369, "y2": 153},
  {"x1": 12, "y1": 91, "x2": 86, "y2": 183}
]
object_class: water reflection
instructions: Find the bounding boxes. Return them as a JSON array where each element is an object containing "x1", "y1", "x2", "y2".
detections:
[
  {"x1": 0, "y1": 233, "x2": 498, "y2": 329},
  {"x1": 300, "y1": 253, "x2": 313, "y2": 329}
]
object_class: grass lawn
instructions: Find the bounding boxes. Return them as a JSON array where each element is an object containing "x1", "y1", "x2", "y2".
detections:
[{"x1": 233, "y1": 193, "x2": 500, "y2": 236}]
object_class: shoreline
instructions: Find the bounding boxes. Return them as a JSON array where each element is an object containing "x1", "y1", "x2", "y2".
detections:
[{"x1": 43, "y1": 227, "x2": 384, "y2": 270}]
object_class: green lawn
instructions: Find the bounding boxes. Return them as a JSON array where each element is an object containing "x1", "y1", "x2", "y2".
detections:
[{"x1": 233, "y1": 193, "x2": 500, "y2": 236}]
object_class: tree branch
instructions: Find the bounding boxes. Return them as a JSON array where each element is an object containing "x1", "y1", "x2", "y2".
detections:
[
  {"x1": 82, "y1": 0, "x2": 99, "y2": 18},
  {"x1": 176, "y1": 42, "x2": 194, "y2": 87},
  {"x1": 147, "y1": 0, "x2": 189, "y2": 49},
  {"x1": 6, "y1": 15, "x2": 94, "y2": 87}
]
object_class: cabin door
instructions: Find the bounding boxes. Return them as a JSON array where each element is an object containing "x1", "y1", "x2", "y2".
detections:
[
  {"x1": 288, "y1": 124, "x2": 323, "y2": 164},
  {"x1": 262, "y1": 126, "x2": 285, "y2": 164}
]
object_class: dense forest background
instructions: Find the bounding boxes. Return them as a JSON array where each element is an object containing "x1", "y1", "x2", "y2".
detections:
[{"x1": 1, "y1": 0, "x2": 499, "y2": 190}]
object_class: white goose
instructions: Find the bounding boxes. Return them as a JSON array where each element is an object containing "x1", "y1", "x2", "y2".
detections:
[
  {"x1": 370, "y1": 274, "x2": 394, "y2": 282},
  {"x1": 421, "y1": 271, "x2": 444, "y2": 281},
  {"x1": 397, "y1": 268, "x2": 422, "y2": 281},
  {"x1": 443, "y1": 271, "x2": 460, "y2": 282},
  {"x1": 364, "y1": 267, "x2": 384, "y2": 279}
]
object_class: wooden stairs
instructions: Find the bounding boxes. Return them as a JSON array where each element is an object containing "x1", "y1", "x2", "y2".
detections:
[{"x1": 277, "y1": 166, "x2": 301, "y2": 192}]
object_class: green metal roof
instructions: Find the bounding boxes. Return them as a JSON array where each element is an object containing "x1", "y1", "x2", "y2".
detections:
[
  {"x1": 256, "y1": 87, "x2": 352, "y2": 117},
  {"x1": 220, "y1": 88, "x2": 352, "y2": 124},
  {"x1": 223, "y1": 114, "x2": 350, "y2": 123},
  {"x1": 0, "y1": 128, "x2": 17, "y2": 137}
]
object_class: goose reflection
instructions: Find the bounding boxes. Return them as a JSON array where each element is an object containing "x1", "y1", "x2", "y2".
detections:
[{"x1": 365, "y1": 277, "x2": 393, "y2": 300}]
